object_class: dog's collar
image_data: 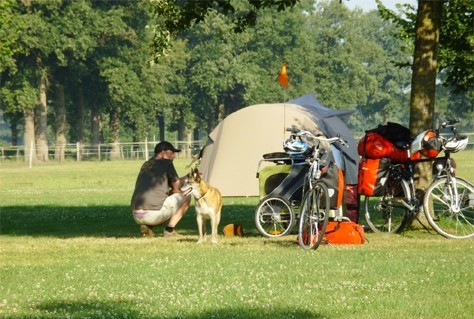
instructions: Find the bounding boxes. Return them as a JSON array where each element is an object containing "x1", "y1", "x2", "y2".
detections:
[{"x1": 196, "y1": 189, "x2": 209, "y2": 201}]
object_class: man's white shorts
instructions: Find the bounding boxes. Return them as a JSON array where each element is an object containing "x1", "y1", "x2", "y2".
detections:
[{"x1": 132, "y1": 193, "x2": 185, "y2": 226}]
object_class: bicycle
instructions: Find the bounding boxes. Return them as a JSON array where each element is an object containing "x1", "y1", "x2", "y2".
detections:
[
  {"x1": 294, "y1": 130, "x2": 348, "y2": 250},
  {"x1": 254, "y1": 128, "x2": 346, "y2": 243},
  {"x1": 362, "y1": 119, "x2": 474, "y2": 239}
]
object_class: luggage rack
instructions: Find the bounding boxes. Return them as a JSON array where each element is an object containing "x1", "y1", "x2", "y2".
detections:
[{"x1": 256, "y1": 151, "x2": 307, "y2": 178}]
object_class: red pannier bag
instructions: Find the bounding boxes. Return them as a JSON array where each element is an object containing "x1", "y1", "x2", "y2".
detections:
[
  {"x1": 358, "y1": 132, "x2": 393, "y2": 159},
  {"x1": 323, "y1": 221, "x2": 366, "y2": 244},
  {"x1": 389, "y1": 147, "x2": 409, "y2": 163},
  {"x1": 358, "y1": 157, "x2": 391, "y2": 196},
  {"x1": 358, "y1": 132, "x2": 408, "y2": 163},
  {"x1": 344, "y1": 184, "x2": 359, "y2": 223}
]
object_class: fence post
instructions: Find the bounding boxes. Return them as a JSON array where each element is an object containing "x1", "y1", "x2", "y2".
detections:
[
  {"x1": 145, "y1": 137, "x2": 148, "y2": 160},
  {"x1": 29, "y1": 141, "x2": 34, "y2": 168}
]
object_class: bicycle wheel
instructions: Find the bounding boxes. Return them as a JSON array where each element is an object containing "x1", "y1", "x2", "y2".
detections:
[
  {"x1": 423, "y1": 177, "x2": 474, "y2": 239},
  {"x1": 255, "y1": 196, "x2": 295, "y2": 237},
  {"x1": 363, "y1": 173, "x2": 411, "y2": 233},
  {"x1": 297, "y1": 182, "x2": 330, "y2": 250}
]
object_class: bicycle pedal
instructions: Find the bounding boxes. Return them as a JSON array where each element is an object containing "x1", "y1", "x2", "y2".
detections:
[{"x1": 395, "y1": 198, "x2": 416, "y2": 210}]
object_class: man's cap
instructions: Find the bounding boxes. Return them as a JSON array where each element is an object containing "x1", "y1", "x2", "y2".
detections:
[{"x1": 154, "y1": 141, "x2": 181, "y2": 153}]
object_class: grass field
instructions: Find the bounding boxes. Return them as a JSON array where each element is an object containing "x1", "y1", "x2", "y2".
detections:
[{"x1": 1, "y1": 152, "x2": 473, "y2": 319}]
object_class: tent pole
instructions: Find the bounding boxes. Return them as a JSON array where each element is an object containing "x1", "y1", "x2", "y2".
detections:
[{"x1": 283, "y1": 101, "x2": 286, "y2": 135}]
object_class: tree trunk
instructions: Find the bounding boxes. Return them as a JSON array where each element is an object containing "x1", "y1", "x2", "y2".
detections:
[
  {"x1": 218, "y1": 102, "x2": 225, "y2": 122},
  {"x1": 109, "y1": 108, "x2": 121, "y2": 160},
  {"x1": 157, "y1": 114, "x2": 165, "y2": 141},
  {"x1": 23, "y1": 108, "x2": 35, "y2": 162},
  {"x1": 35, "y1": 69, "x2": 49, "y2": 161},
  {"x1": 9, "y1": 113, "x2": 21, "y2": 146},
  {"x1": 409, "y1": 0, "x2": 442, "y2": 227},
  {"x1": 193, "y1": 127, "x2": 200, "y2": 141},
  {"x1": 54, "y1": 84, "x2": 67, "y2": 161},
  {"x1": 91, "y1": 104, "x2": 101, "y2": 146},
  {"x1": 76, "y1": 85, "x2": 85, "y2": 143},
  {"x1": 76, "y1": 84, "x2": 85, "y2": 160},
  {"x1": 177, "y1": 107, "x2": 185, "y2": 142}
]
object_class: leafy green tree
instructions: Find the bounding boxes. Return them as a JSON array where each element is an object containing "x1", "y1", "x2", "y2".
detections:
[
  {"x1": 0, "y1": 0, "x2": 24, "y2": 74},
  {"x1": 290, "y1": 1, "x2": 411, "y2": 135},
  {"x1": 184, "y1": 10, "x2": 254, "y2": 132},
  {"x1": 0, "y1": 0, "x2": 60, "y2": 161},
  {"x1": 148, "y1": 0, "x2": 299, "y2": 61},
  {"x1": 377, "y1": 0, "x2": 473, "y2": 125}
]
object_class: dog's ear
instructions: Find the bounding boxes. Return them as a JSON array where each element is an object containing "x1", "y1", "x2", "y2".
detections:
[{"x1": 190, "y1": 167, "x2": 197, "y2": 179}]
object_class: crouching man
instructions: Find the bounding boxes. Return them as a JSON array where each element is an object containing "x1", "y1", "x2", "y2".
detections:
[{"x1": 130, "y1": 141, "x2": 191, "y2": 238}]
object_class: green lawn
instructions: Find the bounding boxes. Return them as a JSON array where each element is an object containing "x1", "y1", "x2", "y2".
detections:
[{"x1": 0, "y1": 154, "x2": 473, "y2": 319}]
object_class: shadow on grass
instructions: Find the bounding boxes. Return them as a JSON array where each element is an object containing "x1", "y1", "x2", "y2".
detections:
[
  {"x1": 0, "y1": 204, "x2": 260, "y2": 238},
  {"x1": 2, "y1": 299, "x2": 324, "y2": 319}
]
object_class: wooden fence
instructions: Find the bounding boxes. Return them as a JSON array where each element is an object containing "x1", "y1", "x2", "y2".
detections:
[
  {"x1": 0, "y1": 140, "x2": 205, "y2": 162},
  {"x1": 1, "y1": 133, "x2": 473, "y2": 163}
]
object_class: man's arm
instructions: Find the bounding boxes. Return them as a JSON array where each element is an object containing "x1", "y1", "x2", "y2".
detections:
[{"x1": 169, "y1": 176, "x2": 188, "y2": 194}]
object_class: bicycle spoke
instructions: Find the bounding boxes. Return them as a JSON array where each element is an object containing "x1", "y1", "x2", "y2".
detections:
[
  {"x1": 364, "y1": 174, "x2": 410, "y2": 233},
  {"x1": 424, "y1": 178, "x2": 474, "y2": 239},
  {"x1": 255, "y1": 197, "x2": 294, "y2": 237},
  {"x1": 298, "y1": 183, "x2": 329, "y2": 250}
]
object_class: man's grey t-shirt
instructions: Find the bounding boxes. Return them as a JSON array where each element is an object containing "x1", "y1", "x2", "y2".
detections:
[{"x1": 130, "y1": 158, "x2": 179, "y2": 210}]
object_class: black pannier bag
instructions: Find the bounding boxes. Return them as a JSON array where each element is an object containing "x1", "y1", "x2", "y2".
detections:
[
  {"x1": 321, "y1": 162, "x2": 344, "y2": 209},
  {"x1": 366, "y1": 122, "x2": 411, "y2": 148}
]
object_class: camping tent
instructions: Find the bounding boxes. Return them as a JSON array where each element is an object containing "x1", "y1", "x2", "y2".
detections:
[{"x1": 198, "y1": 93, "x2": 359, "y2": 197}]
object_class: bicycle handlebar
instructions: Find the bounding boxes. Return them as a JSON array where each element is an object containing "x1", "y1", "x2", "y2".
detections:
[
  {"x1": 437, "y1": 119, "x2": 464, "y2": 140},
  {"x1": 286, "y1": 128, "x2": 348, "y2": 147},
  {"x1": 441, "y1": 119, "x2": 460, "y2": 129}
]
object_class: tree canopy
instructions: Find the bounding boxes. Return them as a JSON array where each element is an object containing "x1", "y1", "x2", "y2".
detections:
[{"x1": 0, "y1": 0, "x2": 472, "y2": 161}]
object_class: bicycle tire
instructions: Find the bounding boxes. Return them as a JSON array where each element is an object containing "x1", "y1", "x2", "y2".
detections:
[
  {"x1": 363, "y1": 171, "x2": 411, "y2": 233},
  {"x1": 297, "y1": 182, "x2": 330, "y2": 250},
  {"x1": 255, "y1": 196, "x2": 295, "y2": 237},
  {"x1": 423, "y1": 177, "x2": 474, "y2": 239}
]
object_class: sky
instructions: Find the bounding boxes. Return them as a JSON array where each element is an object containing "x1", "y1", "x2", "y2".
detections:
[{"x1": 344, "y1": 0, "x2": 418, "y2": 12}]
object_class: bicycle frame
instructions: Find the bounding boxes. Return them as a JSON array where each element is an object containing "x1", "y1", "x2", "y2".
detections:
[
  {"x1": 432, "y1": 154, "x2": 461, "y2": 212},
  {"x1": 301, "y1": 146, "x2": 325, "y2": 199}
]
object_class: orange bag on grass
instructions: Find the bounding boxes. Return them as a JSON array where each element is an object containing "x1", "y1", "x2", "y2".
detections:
[
  {"x1": 298, "y1": 221, "x2": 366, "y2": 246},
  {"x1": 323, "y1": 221, "x2": 366, "y2": 245}
]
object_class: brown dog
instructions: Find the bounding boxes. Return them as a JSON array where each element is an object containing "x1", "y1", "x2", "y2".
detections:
[{"x1": 182, "y1": 168, "x2": 223, "y2": 244}]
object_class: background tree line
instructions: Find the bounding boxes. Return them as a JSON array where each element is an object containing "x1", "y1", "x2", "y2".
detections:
[{"x1": 0, "y1": 0, "x2": 472, "y2": 161}]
